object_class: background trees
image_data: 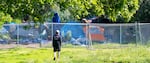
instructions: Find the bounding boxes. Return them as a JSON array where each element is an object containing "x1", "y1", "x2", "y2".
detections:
[
  {"x1": 0, "y1": 0, "x2": 140, "y2": 24},
  {"x1": 131, "y1": 0, "x2": 150, "y2": 23}
]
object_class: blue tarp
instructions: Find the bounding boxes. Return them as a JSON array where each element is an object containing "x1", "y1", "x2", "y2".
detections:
[{"x1": 61, "y1": 22, "x2": 85, "y2": 39}]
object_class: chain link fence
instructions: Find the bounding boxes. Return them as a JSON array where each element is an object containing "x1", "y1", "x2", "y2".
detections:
[{"x1": 0, "y1": 23, "x2": 150, "y2": 49}]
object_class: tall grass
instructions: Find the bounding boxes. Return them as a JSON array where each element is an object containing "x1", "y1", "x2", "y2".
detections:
[{"x1": 0, "y1": 45, "x2": 150, "y2": 63}]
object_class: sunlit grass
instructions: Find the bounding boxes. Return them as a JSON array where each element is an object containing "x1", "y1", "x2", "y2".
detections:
[{"x1": 0, "y1": 44, "x2": 150, "y2": 63}]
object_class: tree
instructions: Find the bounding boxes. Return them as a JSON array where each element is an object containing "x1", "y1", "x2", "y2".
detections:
[
  {"x1": 0, "y1": 0, "x2": 54, "y2": 24},
  {"x1": 0, "y1": 0, "x2": 139, "y2": 24},
  {"x1": 131, "y1": 0, "x2": 150, "y2": 22},
  {"x1": 0, "y1": 12, "x2": 12, "y2": 27},
  {"x1": 56, "y1": 0, "x2": 139, "y2": 22}
]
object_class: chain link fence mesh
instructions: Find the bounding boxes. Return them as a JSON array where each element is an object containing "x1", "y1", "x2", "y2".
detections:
[{"x1": 0, "y1": 23, "x2": 150, "y2": 49}]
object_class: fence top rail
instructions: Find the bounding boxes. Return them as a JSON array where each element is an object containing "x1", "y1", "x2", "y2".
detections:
[{"x1": 3, "y1": 23, "x2": 150, "y2": 26}]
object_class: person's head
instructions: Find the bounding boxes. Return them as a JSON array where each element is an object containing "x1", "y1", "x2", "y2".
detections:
[
  {"x1": 54, "y1": 13, "x2": 59, "y2": 17},
  {"x1": 82, "y1": 18, "x2": 87, "y2": 23},
  {"x1": 55, "y1": 30, "x2": 60, "y2": 35},
  {"x1": 101, "y1": 15, "x2": 105, "y2": 18}
]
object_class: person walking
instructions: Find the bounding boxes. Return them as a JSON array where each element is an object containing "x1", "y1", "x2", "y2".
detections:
[{"x1": 52, "y1": 30, "x2": 62, "y2": 60}]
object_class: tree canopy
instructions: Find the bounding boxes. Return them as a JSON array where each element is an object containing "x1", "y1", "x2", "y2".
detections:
[
  {"x1": 131, "y1": 0, "x2": 150, "y2": 23},
  {"x1": 0, "y1": 0, "x2": 139, "y2": 24}
]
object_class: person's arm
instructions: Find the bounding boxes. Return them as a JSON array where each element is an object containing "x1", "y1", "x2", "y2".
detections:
[
  {"x1": 59, "y1": 36, "x2": 62, "y2": 46},
  {"x1": 82, "y1": 18, "x2": 92, "y2": 23},
  {"x1": 91, "y1": 17, "x2": 99, "y2": 20},
  {"x1": 52, "y1": 36, "x2": 54, "y2": 47}
]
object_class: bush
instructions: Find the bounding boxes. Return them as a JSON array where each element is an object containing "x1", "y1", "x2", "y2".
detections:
[{"x1": 65, "y1": 30, "x2": 72, "y2": 41}]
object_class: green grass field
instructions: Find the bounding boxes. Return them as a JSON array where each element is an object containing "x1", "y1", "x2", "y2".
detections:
[{"x1": 0, "y1": 44, "x2": 150, "y2": 63}]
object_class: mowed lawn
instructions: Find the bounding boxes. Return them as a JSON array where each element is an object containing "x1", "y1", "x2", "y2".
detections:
[{"x1": 0, "y1": 45, "x2": 150, "y2": 63}]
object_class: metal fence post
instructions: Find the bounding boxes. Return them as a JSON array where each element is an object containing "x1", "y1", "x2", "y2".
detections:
[
  {"x1": 138, "y1": 23, "x2": 143, "y2": 45},
  {"x1": 135, "y1": 22, "x2": 138, "y2": 46},
  {"x1": 88, "y1": 24, "x2": 93, "y2": 49},
  {"x1": 85, "y1": 23, "x2": 88, "y2": 48},
  {"x1": 120, "y1": 24, "x2": 122, "y2": 44},
  {"x1": 39, "y1": 23, "x2": 42, "y2": 47},
  {"x1": 17, "y1": 24, "x2": 19, "y2": 45}
]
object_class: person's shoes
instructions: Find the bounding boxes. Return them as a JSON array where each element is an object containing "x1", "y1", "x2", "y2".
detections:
[{"x1": 53, "y1": 57, "x2": 56, "y2": 60}]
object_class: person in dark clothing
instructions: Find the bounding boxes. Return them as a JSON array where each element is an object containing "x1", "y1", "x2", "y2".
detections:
[
  {"x1": 52, "y1": 13, "x2": 60, "y2": 23},
  {"x1": 52, "y1": 13, "x2": 61, "y2": 34},
  {"x1": 52, "y1": 30, "x2": 61, "y2": 60},
  {"x1": 82, "y1": 15, "x2": 111, "y2": 23}
]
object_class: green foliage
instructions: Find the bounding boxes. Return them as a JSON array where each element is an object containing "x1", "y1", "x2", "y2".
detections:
[
  {"x1": 0, "y1": 28, "x2": 10, "y2": 40},
  {"x1": 0, "y1": 33, "x2": 10, "y2": 40},
  {"x1": 131, "y1": 0, "x2": 150, "y2": 22},
  {"x1": 56, "y1": 0, "x2": 139, "y2": 22},
  {"x1": 0, "y1": 12, "x2": 12, "y2": 27},
  {"x1": 12, "y1": 19, "x2": 22, "y2": 24},
  {"x1": 0, "y1": 0, "x2": 54, "y2": 23},
  {"x1": 23, "y1": 25, "x2": 32, "y2": 30},
  {"x1": 0, "y1": 0, "x2": 139, "y2": 24},
  {"x1": 65, "y1": 30, "x2": 72, "y2": 41}
]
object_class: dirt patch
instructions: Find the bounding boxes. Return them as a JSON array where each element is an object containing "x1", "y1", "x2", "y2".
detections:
[{"x1": 0, "y1": 42, "x2": 52, "y2": 49}]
